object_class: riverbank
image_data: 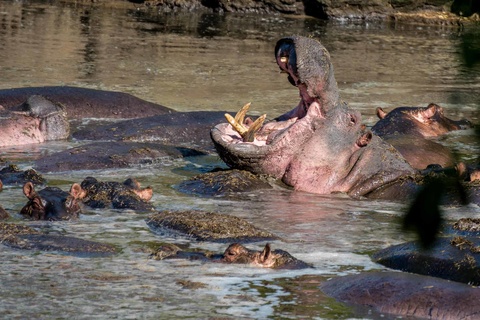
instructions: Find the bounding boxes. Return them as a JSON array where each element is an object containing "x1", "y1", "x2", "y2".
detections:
[{"x1": 60, "y1": 0, "x2": 479, "y2": 24}]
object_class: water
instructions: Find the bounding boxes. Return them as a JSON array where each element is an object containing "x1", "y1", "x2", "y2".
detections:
[{"x1": 0, "y1": 1, "x2": 479, "y2": 319}]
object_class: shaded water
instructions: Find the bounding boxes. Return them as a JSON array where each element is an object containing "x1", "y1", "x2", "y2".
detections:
[{"x1": 0, "y1": 1, "x2": 480, "y2": 319}]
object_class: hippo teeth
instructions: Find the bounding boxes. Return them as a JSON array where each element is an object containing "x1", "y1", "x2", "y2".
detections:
[{"x1": 224, "y1": 103, "x2": 266, "y2": 143}]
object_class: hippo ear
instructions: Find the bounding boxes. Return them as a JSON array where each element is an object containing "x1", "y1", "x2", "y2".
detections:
[
  {"x1": 23, "y1": 182, "x2": 37, "y2": 199},
  {"x1": 70, "y1": 183, "x2": 87, "y2": 199},
  {"x1": 356, "y1": 132, "x2": 372, "y2": 148},
  {"x1": 133, "y1": 187, "x2": 153, "y2": 201},
  {"x1": 376, "y1": 107, "x2": 387, "y2": 119},
  {"x1": 259, "y1": 243, "x2": 272, "y2": 263},
  {"x1": 420, "y1": 103, "x2": 440, "y2": 120}
]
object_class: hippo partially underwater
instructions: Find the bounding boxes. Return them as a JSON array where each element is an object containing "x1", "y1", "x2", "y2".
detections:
[
  {"x1": 210, "y1": 36, "x2": 476, "y2": 202},
  {"x1": 0, "y1": 95, "x2": 69, "y2": 147}
]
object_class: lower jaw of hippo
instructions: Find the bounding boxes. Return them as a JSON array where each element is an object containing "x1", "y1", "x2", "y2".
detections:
[{"x1": 211, "y1": 102, "x2": 322, "y2": 178}]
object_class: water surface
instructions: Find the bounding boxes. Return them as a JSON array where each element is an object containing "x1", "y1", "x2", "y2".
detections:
[{"x1": 0, "y1": 1, "x2": 479, "y2": 319}]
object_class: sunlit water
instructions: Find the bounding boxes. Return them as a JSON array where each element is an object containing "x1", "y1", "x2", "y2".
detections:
[{"x1": 0, "y1": 1, "x2": 479, "y2": 319}]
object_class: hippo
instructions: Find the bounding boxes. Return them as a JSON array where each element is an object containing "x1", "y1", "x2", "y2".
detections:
[
  {"x1": 0, "y1": 164, "x2": 46, "y2": 186},
  {"x1": 321, "y1": 271, "x2": 480, "y2": 319},
  {"x1": 0, "y1": 95, "x2": 69, "y2": 147},
  {"x1": 211, "y1": 36, "x2": 416, "y2": 197},
  {"x1": 150, "y1": 242, "x2": 310, "y2": 269},
  {"x1": 0, "y1": 222, "x2": 117, "y2": 257},
  {"x1": 0, "y1": 86, "x2": 173, "y2": 119},
  {"x1": 20, "y1": 182, "x2": 82, "y2": 220},
  {"x1": 146, "y1": 210, "x2": 279, "y2": 242},
  {"x1": 371, "y1": 104, "x2": 473, "y2": 169},
  {"x1": 33, "y1": 142, "x2": 205, "y2": 173},
  {"x1": 212, "y1": 101, "x2": 415, "y2": 198},
  {"x1": 71, "y1": 110, "x2": 229, "y2": 153},
  {"x1": 210, "y1": 36, "x2": 477, "y2": 202},
  {"x1": 273, "y1": 36, "x2": 340, "y2": 120},
  {"x1": 373, "y1": 218, "x2": 480, "y2": 285},
  {"x1": 372, "y1": 104, "x2": 472, "y2": 138},
  {"x1": 76, "y1": 177, "x2": 154, "y2": 211},
  {"x1": 222, "y1": 243, "x2": 312, "y2": 269}
]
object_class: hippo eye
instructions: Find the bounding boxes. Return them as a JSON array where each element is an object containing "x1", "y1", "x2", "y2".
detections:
[{"x1": 226, "y1": 250, "x2": 236, "y2": 257}]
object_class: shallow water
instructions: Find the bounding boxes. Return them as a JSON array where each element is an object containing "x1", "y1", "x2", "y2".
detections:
[{"x1": 0, "y1": 1, "x2": 480, "y2": 319}]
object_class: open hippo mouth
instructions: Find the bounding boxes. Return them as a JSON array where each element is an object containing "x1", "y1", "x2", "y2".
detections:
[{"x1": 211, "y1": 36, "x2": 415, "y2": 197}]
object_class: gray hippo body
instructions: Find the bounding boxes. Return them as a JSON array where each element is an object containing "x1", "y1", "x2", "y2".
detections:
[
  {"x1": 0, "y1": 86, "x2": 173, "y2": 119},
  {"x1": 321, "y1": 271, "x2": 480, "y2": 319}
]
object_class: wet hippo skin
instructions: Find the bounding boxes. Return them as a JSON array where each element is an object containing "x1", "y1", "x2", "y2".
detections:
[
  {"x1": 321, "y1": 271, "x2": 480, "y2": 319},
  {"x1": 0, "y1": 86, "x2": 173, "y2": 119}
]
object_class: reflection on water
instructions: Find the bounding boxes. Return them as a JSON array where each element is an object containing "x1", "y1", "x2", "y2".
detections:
[{"x1": 0, "y1": 1, "x2": 480, "y2": 319}]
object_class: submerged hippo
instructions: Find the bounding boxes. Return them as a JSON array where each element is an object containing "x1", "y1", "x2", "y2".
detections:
[
  {"x1": 321, "y1": 271, "x2": 480, "y2": 319},
  {"x1": 372, "y1": 104, "x2": 472, "y2": 138},
  {"x1": 77, "y1": 177, "x2": 154, "y2": 211},
  {"x1": 151, "y1": 242, "x2": 310, "y2": 269},
  {"x1": 0, "y1": 95, "x2": 69, "y2": 147},
  {"x1": 372, "y1": 104, "x2": 473, "y2": 169},
  {"x1": 222, "y1": 243, "x2": 311, "y2": 269},
  {"x1": 0, "y1": 222, "x2": 117, "y2": 257},
  {"x1": 20, "y1": 182, "x2": 82, "y2": 220},
  {"x1": 0, "y1": 86, "x2": 173, "y2": 119},
  {"x1": 0, "y1": 164, "x2": 45, "y2": 186}
]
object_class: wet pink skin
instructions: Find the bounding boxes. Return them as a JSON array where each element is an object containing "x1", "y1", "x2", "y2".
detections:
[
  {"x1": 211, "y1": 36, "x2": 416, "y2": 196},
  {"x1": 211, "y1": 103, "x2": 414, "y2": 197},
  {"x1": 0, "y1": 96, "x2": 69, "y2": 147},
  {"x1": 0, "y1": 111, "x2": 51, "y2": 147}
]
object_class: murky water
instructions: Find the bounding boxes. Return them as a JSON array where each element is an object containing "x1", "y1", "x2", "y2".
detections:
[{"x1": 0, "y1": 1, "x2": 480, "y2": 319}]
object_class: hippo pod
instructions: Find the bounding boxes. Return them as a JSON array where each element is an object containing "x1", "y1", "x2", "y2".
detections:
[{"x1": 0, "y1": 95, "x2": 69, "y2": 147}]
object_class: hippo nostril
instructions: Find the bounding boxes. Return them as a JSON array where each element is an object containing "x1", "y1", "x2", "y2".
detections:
[{"x1": 349, "y1": 114, "x2": 356, "y2": 126}]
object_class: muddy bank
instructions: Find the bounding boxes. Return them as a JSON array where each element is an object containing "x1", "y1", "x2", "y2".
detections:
[{"x1": 66, "y1": 0, "x2": 479, "y2": 22}]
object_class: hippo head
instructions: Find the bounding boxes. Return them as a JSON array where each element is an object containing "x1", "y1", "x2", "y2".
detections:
[
  {"x1": 0, "y1": 95, "x2": 70, "y2": 147},
  {"x1": 222, "y1": 243, "x2": 311, "y2": 269},
  {"x1": 222, "y1": 243, "x2": 284, "y2": 268},
  {"x1": 373, "y1": 103, "x2": 473, "y2": 137},
  {"x1": 211, "y1": 36, "x2": 415, "y2": 197},
  {"x1": 20, "y1": 182, "x2": 82, "y2": 220},
  {"x1": 27, "y1": 95, "x2": 70, "y2": 141},
  {"x1": 274, "y1": 36, "x2": 340, "y2": 121}
]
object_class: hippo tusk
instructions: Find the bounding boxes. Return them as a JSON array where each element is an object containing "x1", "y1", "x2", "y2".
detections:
[{"x1": 225, "y1": 103, "x2": 266, "y2": 142}]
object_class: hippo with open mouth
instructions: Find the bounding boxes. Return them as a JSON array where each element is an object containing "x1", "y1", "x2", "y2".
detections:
[{"x1": 211, "y1": 36, "x2": 416, "y2": 198}]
